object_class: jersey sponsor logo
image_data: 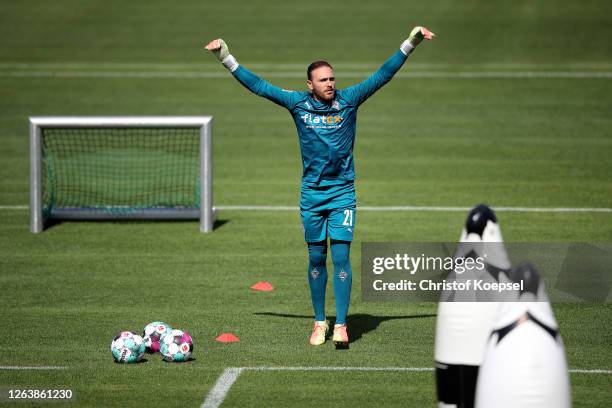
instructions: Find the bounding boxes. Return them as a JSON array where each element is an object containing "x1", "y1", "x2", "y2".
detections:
[{"x1": 300, "y1": 113, "x2": 343, "y2": 129}]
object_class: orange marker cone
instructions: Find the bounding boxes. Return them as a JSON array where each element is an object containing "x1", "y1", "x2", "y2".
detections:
[
  {"x1": 250, "y1": 281, "x2": 274, "y2": 292},
  {"x1": 215, "y1": 333, "x2": 240, "y2": 343}
]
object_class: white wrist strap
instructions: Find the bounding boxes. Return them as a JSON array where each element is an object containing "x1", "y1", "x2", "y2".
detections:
[
  {"x1": 222, "y1": 54, "x2": 239, "y2": 72},
  {"x1": 400, "y1": 40, "x2": 415, "y2": 56}
]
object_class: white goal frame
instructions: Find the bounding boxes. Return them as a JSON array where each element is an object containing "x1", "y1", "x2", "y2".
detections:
[{"x1": 29, "y1": 116, "x2": 214, "y2": 233}]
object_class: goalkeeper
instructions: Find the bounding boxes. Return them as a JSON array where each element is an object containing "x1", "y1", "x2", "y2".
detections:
[{"x1": 204, "y1": 27, "x2": 435, "y2": 347}]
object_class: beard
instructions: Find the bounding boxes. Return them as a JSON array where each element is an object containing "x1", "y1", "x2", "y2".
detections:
[{"x1": 314, "y1": 88, "x2": 335, "y2": 102}]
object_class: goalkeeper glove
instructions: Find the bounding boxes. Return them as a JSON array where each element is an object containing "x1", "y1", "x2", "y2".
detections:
[
  {"x1": 400, "y1": 26, "x2": 435, "y2": 55},
  {"x1": 204, "y1": 38, "x2": 239, "y2": 72}
]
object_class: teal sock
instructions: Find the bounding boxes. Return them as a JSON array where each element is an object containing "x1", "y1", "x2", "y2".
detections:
[
  {"x1": 331, "y1": 242, "x2": 352, "y2": 325},
  {"x1": 307, "y1": 243, "x2": 328, "y2": 321}
]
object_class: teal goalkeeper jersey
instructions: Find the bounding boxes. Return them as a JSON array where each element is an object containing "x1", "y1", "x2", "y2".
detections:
[{"x1": 232, "y1": 49, "x2": 408, "y2": 186}]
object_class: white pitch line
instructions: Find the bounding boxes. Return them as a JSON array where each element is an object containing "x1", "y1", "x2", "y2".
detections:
[
  {"x1": 213, "y1": 205, "x2": 612, "y2": 213},
  {"x1": 202, "y1": 366, "x2": 612, "y2": 407},
  {"x1": 569, "y1": 369, "x2": 612, "y2": 374},
  {"x1": 1, "y1": 71, "x2": 611, "y2": 79},
  {"x1": 243, "y1": 366, "x2": 612, "y2": 374},
  {"x1": 2, "y1": 62, "x2": 612, "y2": 70},
  {"x1": 0, "y1": 366, "x2": 67, "y2": 370},
  {"x1": 218, "y1": 205, "x2": 296, "y2": 211},
  {"x1": 356, "y1": 206, "x2": 612, "y2": 213},
  {"x1": 2, "y1": 205, "x2": 612, "y2": 213},
  {"x1": 246, "y1": 366, "x2": 434, "y2": 372},
  {"x1": 0, "y1": 71, "x2": 230, "y2": 79},
  {"x1": 201, "y1": 368, "x2": 244, "y2": 408}
]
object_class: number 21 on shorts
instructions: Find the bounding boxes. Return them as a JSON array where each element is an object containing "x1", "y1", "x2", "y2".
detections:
[{"x1": 342, "y1": 209, "x2": 354, "y2": 227}]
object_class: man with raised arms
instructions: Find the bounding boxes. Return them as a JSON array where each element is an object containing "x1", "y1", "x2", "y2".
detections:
[{"x1": 204, "y1": 27, "x2": 435, "y2": 347}]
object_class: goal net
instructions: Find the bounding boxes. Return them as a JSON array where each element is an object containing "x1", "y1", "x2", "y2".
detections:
[{"x1": 29, "y1": 117, "x2": 214, "y2": 233}]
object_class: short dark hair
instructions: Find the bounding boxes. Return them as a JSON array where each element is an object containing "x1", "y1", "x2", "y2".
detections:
[{"x1": 307, "y1": 60, "x2": 333, "y2": 80}]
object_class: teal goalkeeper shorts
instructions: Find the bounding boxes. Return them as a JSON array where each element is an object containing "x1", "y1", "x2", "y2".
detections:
[{"x1": 300, "y1": 181, "x2": 356, "y2": 243}]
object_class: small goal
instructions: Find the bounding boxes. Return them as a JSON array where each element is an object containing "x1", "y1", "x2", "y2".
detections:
[{"x1": 29, "y1": 116, "x2": 214, "y2": 233}]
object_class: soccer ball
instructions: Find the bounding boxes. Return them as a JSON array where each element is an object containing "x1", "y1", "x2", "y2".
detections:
[
  {"x1": 111, "y1": 331, "x2": 145, "y2": 364},
  {"x1": 142, "y1": 321, "x2": 172, "y2": 353},
  {"x1": 160, "y1": 329, "x2": 193, "y2": 362}
]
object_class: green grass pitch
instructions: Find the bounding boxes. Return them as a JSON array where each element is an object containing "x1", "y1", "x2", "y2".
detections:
[{"x1": 1, "y1": 0, "x2": 611, "y2": 406}]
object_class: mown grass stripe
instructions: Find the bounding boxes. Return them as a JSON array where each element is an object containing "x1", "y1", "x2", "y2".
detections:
[
  {"x1": 1, "y1": 71, "x2": 611, "y2": 79},
  {"x1": 202, "y1": 366, "x2": 612, "y2": 408}
]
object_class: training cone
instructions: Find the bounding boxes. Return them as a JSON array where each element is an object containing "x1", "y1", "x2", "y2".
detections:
[
  {"x1": 215, "y1": 333, "x2": 240, "y2": 343},
  {"x1": 250, "y1": 281, "x2": 274, "y2": 292}
]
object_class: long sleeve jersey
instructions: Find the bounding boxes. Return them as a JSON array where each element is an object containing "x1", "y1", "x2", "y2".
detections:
[{"x1": 232, "y1": 49, "x2": 409, "y2": 186}]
